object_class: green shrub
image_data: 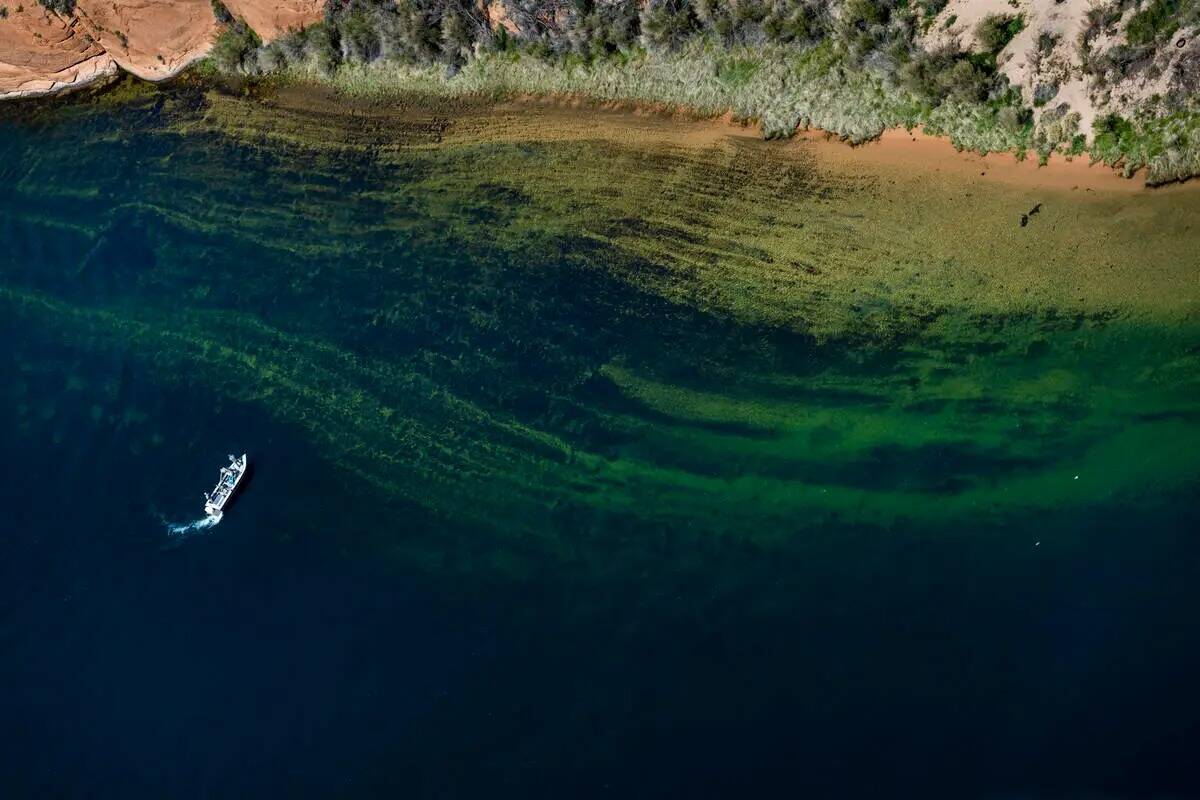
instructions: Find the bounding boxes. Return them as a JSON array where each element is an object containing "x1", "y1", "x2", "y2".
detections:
[
  {"x1": 640, "y1": 0, "x2": 700, "y2": 51},
  {"x1": 842, "y1": 0, "x2": 887, "y2": 31},
  {"x1": 900, "y1": 48, "x2": 997, "y2": 105},
  {"x1": 210, "y1": 0, "x2": 233, "y2": 24},
  {"x1": 440, "y1": 9, "x2": 472, "y2": 64},
  {"x1": 1089, "y1": 42, "x2": 1157, "y2": 80},
  {"x1": 975, "y1": 13, "x2": 1024, "y2": 53},
  {"x1": 490, "y1": 24, "x2": 514, "y2": 53},
  {"x1": 996, "y1": 103, "x2": 1032, "y2": 135},
  {"x1": 1125, "y1": 0, "x2": 1191, "y2": 46},
  {"x1": 564, "y1": 2, "x2": 639, "y2": 60},
  {"x1": 1032, "y1": 82, "x2": 1058, "y2": 106},
  {"x1": 36, "y1": 0, "x2": 74, "y2": 13},
  {"x1": 762, "y1": 3, "x2": 822, "y2": 44},
  {"x1": 303, "y1": 24, "x2": 339, "y2": 75},
  {"x1": 715, "y1": 56, "x2": 760, "y2": 88},
  {"x1": 1092, "y1": 112, "x2": 1136, "y2": 158},
  {"x1": 338, "y1": 8, "x2": 384, "y2": 62},
  {"x1": 210, "y1": 20, "x2": 262, "y2": 74},
  {"x1": 917, "y1": 0, "x2": 948, "y2": 32}
]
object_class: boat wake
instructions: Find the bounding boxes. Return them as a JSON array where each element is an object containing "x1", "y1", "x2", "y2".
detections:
[
  {"x1": 159, "y1": 453, "x2": 245, "y2": 538},
  {"x1": 164, "y1": 512, "x2": 222, "y2": 536}
]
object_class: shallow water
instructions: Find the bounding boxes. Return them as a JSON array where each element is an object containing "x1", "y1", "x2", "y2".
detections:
[{"x1": 2, "y1": 83, "x2": 1199, "y2": 798}]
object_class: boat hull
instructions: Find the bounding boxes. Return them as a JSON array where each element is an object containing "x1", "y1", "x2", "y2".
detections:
[{"x1": 204, "y1": 453, "x2": 248, "y2": 518}]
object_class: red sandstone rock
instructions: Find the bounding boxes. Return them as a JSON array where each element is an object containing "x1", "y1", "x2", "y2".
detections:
[
  {"x1": 223, "y1": 0, "x2": 324, "y2": 41},
  {"x1": 72, "y1": 0, "x2": 220, "y2": 81},
  {"x1": 1, "y1": 0, "x2": 320, "y2": 98},
  {"x1": 0, "y1": 4, "x2": 116, "y2": 98}
]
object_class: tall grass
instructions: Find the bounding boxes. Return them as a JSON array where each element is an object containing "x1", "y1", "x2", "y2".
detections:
[
  {"x1": 273, "y1": 40, "x2": 1032, "y2": 153},
  {"x1": 1092, "y1": 110, "x2": 1200, "y2": 184},
  {"x1": 248, "y1": 34, "x2": 1200, "y2": 183}
]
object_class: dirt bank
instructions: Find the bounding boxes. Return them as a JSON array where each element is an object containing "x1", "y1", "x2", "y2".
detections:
[
  {"x1": 795, "y1": 128, "x2": 1171, "y2": 195},
  {"x1": 493, "y1": 93, "x2": 1195, "y2": 193}
]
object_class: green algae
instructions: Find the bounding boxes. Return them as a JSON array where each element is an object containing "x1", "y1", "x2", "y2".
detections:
[{"x1": 1, "y1": 85, "x2": 1199, "y2": 575}]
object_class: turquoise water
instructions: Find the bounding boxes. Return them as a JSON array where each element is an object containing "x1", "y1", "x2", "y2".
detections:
[{"x1": 2, "y1": 84, "x2": 1200, "y2": 797}]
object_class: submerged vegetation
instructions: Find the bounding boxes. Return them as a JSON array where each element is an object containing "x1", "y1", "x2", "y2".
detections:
[
  {"x1": 197, "y1": 0, "x2": 1200, "y2": 182},
  {"x1": 3, "y1": 85, "x2": 1199, "y2": 565}
]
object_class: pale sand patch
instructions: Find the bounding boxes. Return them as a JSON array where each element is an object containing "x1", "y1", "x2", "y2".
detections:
[
  {"x1": 922, "y1": 0, "x2": 1099, "y2": 133},
  {"x1": 793, "y1": 128, "x2": 1174, "y2": 195},
  {"x1": 924, "y1": 0, "x2": 1200, "y2": 142}
]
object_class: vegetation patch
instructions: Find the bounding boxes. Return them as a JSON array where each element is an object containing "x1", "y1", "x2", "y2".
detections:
[
  {"x1": 715, "y1": 57, "x2": 760, "y2": 89},
  {"x1": 1126, "y1": 0, "x2": 1195, "y2": 46},
  {"x1": 210, "y1": 0, "x2": 233, "y2": 25},
  {"x1": 35, "y1": 0, "x2": 74, "y2": 13},
  {"x1": 178, "y1": 0, "x2": 1200, "y2": 183},
  {"x1": 976, "y1": 13, "x2": 1026, "y2": 54},
  {"x1": 1092, "y1": 109, "x2": 1200, "y2": 183},
  {"x1": 210, "y1": 18, "x2": 263, "y2": 75}
]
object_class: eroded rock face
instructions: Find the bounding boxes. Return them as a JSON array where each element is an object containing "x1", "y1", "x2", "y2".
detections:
[
  {"x1": 73, "y1": 0, "x2": 220, "y2": 81},
  {"x1": 0, "y1": 5, "x2": 117, "y2": 98},
  {"x1": 223, "y1": 0, "x2": 324, "y2": 41},
  {"x1": 1, "y1": 0, "x2": 322, "y2": 99},
  {"x1": 484, "y1": 0, "x2": 521, "y2": 37}
]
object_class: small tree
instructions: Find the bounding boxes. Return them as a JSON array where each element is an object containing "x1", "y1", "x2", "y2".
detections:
[
  {"x1": 976, "y1": 13, "x2": 1024, "y2": 54},
  {"x1": 37, "y1": 0, "x2": 75, "y2": 13},
  {"x1": 640, "y1": 0, "x2": 699, "y2": 51},
  {"x1": 210, "y1": 0, "x2": 233, "y2": 24},
  {"x1": 210, "y1": 20, "x2": 262, "y2": 74}
]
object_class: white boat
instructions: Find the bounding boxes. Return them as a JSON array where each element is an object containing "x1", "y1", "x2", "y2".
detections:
[{"x1": 204, "y1": 453, "x2": 248, "y2": 519}]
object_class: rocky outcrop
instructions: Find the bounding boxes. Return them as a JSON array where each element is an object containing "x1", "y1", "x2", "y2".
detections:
[
  {"x1": 1, "y1": 0, "x2": 323, "y2": 99},
  {"x1": 0, "y1": 5, "x2": 117, "y2": 98},
  {"x1": 223, "y1": 0, "x2": 324, "y2": 42},
  {"x1": 73, "y1": 0, "x2": 221, "y2": 81},
  {"x1": 483, "y1": 0, "x2": 521, "y2": 37}
]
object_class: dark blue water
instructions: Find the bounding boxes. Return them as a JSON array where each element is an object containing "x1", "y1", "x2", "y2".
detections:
[
  {"x1": 0, "y1": 375, "x2": 488, "y2": 796},
  {"x1": 2, "y1": 85, "x2": 1200, "y2": 798}
]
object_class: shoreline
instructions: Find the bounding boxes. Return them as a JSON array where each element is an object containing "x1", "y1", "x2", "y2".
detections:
[
  {"x1": 10, "y1": 65, "x2": 1197, "y2": 196},
  {"x1": 494, "y1": 92, "x2": 1194, "y2": 195},
  {"x1": 796, "y1": 128, "x2": 1174, "y2": 195}
]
